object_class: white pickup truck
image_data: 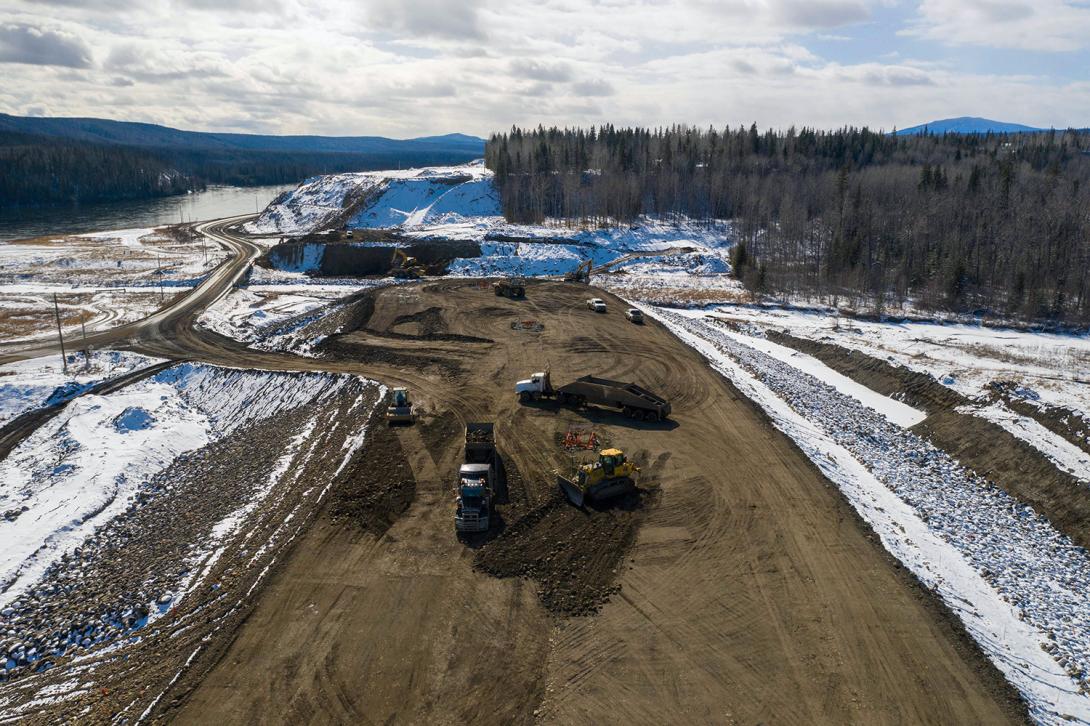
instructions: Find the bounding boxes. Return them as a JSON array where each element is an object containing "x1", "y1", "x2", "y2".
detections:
[{"x1": 586, "y1": 298, "x2": 607, "y2": 312}]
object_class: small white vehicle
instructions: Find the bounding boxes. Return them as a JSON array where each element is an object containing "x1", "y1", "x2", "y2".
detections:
[
  {"x1": 625, "y1": 308, "x2": 644, "y2": 324},
  {"x1": 586, "y1": 298, "x2": 607, "y2": 312}
]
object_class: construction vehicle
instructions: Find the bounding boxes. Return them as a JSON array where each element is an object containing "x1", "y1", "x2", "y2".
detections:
[
  {"x1": 493, "y1": 279, "x2": 525, "y2": 298},
  {"x1": 389, "y1": 248, "x2": 426, "y2": 279},
  {"x1": 385, "y1": 387, "x2": 414, "y2": 424},
  {"x1": 455, "y1": 423, "x2": 497, "y2": 533},
  {"x1": 515, "y1": 369, "x2": 671, "y2": 421},
  {"x1": 565, "y1": 259, "x2": 592, "y2": 283},
  {"x1": 557, "y1": 448, "x2": 639, "y2": 507}
]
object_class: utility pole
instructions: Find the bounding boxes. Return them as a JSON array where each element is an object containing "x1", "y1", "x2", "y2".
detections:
[
  {"x1": 53, "y1": 293, "x2": 68, "y2": 375},
  {"x1": 81, "y1": 319, "x2": 90, "y2": 371},
  {"x1": 157, "y1": 253, "x2": 164, "y2": 302}
]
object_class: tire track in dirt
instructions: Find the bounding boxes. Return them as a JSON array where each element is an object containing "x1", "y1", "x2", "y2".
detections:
[{"x1": 151, "y1": 280, "x2": 1024, "y2": 725}]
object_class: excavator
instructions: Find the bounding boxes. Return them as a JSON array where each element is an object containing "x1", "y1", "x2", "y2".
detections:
[
  {"x1": 389, "y1": 248, "x2": 426, "y2": 279},
  {"x1": 564, "y1": 259, "x2": 593, "y2": 283},
  {"x1": 556, "y1": 448, "x2": 639, "y2": 507}
]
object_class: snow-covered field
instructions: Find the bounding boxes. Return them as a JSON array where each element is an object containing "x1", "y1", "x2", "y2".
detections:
[
  {"x1": 0, "y1": 350, "x2": 163, "y2": 426},
  {"x1": 699, "y1": 303, "x2": 1090, "y2": 417},
  {"x1": 651, "y1": 308, "x2": 1090, "y2": 725},
  {"x1": 0, "y1": 227, "x2": 223, "y2": 288},
  {"x1": 0, "y1": 226, "x2": 224, "y2": 342},
  {"x1": 680, "y1": 302, "x2": 1090, "y2": 486}
]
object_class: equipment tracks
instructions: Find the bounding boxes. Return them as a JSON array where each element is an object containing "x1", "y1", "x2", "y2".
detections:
[{"x1": 170, "y1": 280, "x2": 1024, "y2": 725}]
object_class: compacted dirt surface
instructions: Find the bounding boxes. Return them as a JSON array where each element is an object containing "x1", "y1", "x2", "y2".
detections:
[{"x1": 160, "y1": 280, "x2": 1024, "y2": 725}]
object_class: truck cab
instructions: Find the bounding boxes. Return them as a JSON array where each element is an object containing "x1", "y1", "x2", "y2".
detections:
[
  {"x1": 455, "y1": 463, "x2": 492, "y2": 532},
  {"x1": 515, "y1": 370, "x2": 552, "y2": 401}
]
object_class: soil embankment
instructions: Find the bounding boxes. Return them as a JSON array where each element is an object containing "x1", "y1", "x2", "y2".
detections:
[
  {"x1": 259, "y1": 237, "x2": 481, "y2": 277},
  {"x1": 770, "y1": 330, "x2": 1090, "y2": 552}
]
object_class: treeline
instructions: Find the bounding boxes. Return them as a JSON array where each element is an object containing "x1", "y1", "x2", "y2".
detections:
[
  {"x1": 486, "y1": 125, "x2": 1090, "y2": 323},
  {"x1": 0, "y1": 131, "x2": 482, "y2": 208},
  {"x1": 0, "y1": 132, "x2": 195, "y2": 207}
]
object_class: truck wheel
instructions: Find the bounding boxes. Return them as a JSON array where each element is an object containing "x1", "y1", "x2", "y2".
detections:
[
  {"x1": 622, "y1": 406, "x2": 632, "y2": 417},
  {"x1": 644, "y1": 410, "x2": 659, "y2": 422},
  {"x1": 519, "y1": 391, "x2": 531, "y2": 403}
]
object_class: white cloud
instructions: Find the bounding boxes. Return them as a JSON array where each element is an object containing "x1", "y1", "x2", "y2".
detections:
[
  {"x1": 0, "y1": 0, "x2": 1085, "y2": 137},
  {"x1": 361, "y1": 0, "x2": 485, "y2": 40},
  {"x1": 0, "y1": 23, "x2": 93, "y2": 68},
  {"x1": 907, "y1": 0, "x2": 1090, "y2": 52}
]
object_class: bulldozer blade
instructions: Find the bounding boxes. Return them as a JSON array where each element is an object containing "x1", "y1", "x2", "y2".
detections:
[{"x1": 557, "y1": 473, "x2": 585, "y2": 508}]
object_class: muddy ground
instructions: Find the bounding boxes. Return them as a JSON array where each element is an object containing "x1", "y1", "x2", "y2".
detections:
[{"x1": 168, "y1": 281, "x2": 1025, "y2": 725}]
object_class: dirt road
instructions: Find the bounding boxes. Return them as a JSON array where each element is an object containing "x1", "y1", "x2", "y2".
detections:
[{"x1": 166, "y1": 280, "x2": 1024, "y2": 724}]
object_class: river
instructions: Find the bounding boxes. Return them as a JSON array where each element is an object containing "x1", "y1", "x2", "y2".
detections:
[{"x1": 0, "y1": 184, "x2": 296, "y2": 243}]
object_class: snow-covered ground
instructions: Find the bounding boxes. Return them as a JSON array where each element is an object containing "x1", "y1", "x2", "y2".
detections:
[
  {"x1": 676, "y1": 302, "x2": 1090, "y2": 485},
  {"x1": 246, "y1": 162, "x2": 738, "y2": 289},
  {"x1": 650, "y1": 307, "x2": 1090, "y2": 725},
  {"x1": 699, "y1": 303, "x2": 1090, "y2": 417},
  {"x1": 245, "y1": 163, "x2": 495, "y2": 236},
  {"x1": 196, "y1": 280, "x2": 398, "y2": 354},
  {"x1": 963, "y1": 403, "x2": 1090, "y2": 484},
  {"x1": 0, "y1": 227, "x2": 223, "y2": 288},
  {"x1": 0, "y1": 350, "x2": 163, "y2": 426},
  {"x1": 0, "y1": 363, "x2": 366, "y2": 612},
  {"x1": 0, "y1": 226, "x2": 224, "y2": 342}
]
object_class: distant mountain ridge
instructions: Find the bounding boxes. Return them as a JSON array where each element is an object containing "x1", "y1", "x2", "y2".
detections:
[
  {"x1": 894, "y1": 117, "x2": 1045, "y2": 135},
  {"x1": 0, "y1": 114, "x2": 486, "y2": 207},
  {"x1": 0, "y1": 113, "x2": 484, "y2": 155}
]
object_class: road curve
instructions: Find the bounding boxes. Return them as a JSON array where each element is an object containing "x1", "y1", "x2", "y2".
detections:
[{"x1": 0, "y1": 214, "x2": 259, "y2": 366}]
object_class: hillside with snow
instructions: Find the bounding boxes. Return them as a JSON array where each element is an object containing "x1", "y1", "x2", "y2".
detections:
[
  {"x1": 245, "y1": 162, "x2": 738, "y2": 289},
  {"x1": 245, "y1": 163, "x2": 502, "y2": 237}
]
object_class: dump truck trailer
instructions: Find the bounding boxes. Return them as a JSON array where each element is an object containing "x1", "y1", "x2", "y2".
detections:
[
  {"x1": 515, "y1": 371, "x2": 671, "y2": 421},
  {"x1": 455, "y1": 423, "x2": 496, "y2": 533}
]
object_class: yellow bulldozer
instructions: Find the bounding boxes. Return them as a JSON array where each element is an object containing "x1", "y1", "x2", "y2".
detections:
[{"x1": 556, "y1": 448, "x2": 639, "y2": 507}]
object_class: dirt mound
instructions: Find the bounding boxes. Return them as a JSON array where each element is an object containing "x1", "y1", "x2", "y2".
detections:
[
  {"x1": 474, "y1": 491, "x2": 649, "y2": 617},
  {"x1": 391, "y1": 306, "x2": 447, "y2": 336},
  {"x1": 327, "y1": 407, "x2": 416, "y2": 536},
  {"x1": 988, "y1": 381, "x2": 1090, "y2": 457},
  {"x1": 384, "y1": 306, "x2": 493, "y2": 343}
]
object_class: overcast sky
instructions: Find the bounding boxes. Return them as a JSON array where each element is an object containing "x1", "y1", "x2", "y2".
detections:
[{"x1": 0, "y1": 0, "x2": 1088, "y2": 138}]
